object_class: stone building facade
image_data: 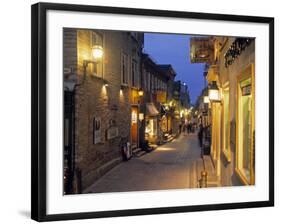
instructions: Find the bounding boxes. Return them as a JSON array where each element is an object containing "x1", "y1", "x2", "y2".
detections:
[
  {"x1": 216, "y1": 37, "x2": 255, "y2": 186},
  {"x1": 158, "y1": 65, "x2": 178, "y2": 135},
  {"x1": 63, "y1": 28, "x2": 144, "y2": 193},
  {"x1": 140, "y1": 55, "x2": 181, "y2": 145},
  {"x1": 190, "y1": 36, "x2": 255, "y2": 187},
  {"x1": 141, "y1": 54, "x2": 168, "y2": 145}
]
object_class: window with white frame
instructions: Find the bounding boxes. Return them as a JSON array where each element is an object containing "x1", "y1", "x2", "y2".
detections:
[
  {"x1": 121, "y1": 52, "x2": 129, "y2": 85},
  {"x1": 131, "y1": 59, "x2": 138, "y2": 87}
]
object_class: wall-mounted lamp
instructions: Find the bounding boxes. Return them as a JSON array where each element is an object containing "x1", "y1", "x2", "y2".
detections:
[
  {"x1": 208, "y1": 81, "x2": 221, "y2": 102},
  {"x1": 203, "y1": 95, "x2": 210, "y2": 104},
  {"x1": 138, "y1": 88, "x2": 144, "y2": 97},
  {"x1": 92, "y1": 45, "x2": 103, "y2": 61},
  {"x1": 139, "y1": 113, "x2": 144, "y2": 121},
  {"x1": 83, "y1": 44, "x2": 104, "y2": 68}
]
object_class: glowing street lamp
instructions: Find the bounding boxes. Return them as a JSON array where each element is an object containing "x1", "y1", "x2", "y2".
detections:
[
  {"x1": 138, "y1": 88, "x2": 144, "y2": 97},
  {"x1": 203, "y1": 95, "x2": 210, "y2": 104},
  {"x1": 208, "y1": 81, "x2": 221, "y2": 102},
  {"x1": 92, "y1": 45, "x2": 104, "y2": 62},
  {"x1": 83, "y1": 44, "x2": 104, "y2": 68}
]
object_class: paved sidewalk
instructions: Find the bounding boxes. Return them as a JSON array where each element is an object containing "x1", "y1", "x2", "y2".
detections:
[{"x1": 84, "y1": 133, "x2": 202, "y2": 193}]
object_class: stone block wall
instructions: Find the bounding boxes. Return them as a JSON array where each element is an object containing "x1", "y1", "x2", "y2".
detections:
[
  {"x1": 63, "y1": 28, "x2": 143, "y2": 191},
  {"x1": 219, "y1": 38, "x2": 255, "y2": 186}
]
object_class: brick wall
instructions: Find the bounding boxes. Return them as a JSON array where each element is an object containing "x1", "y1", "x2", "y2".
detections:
[
  {"x1": 63, "y1": 28, "x2": 77, "y2": 90},
  {"x1": 64, "y1": 29, "x2": 143, "y2": 191}
]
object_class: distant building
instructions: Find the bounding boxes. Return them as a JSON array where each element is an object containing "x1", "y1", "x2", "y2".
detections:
[
  {"x1": 158, "y1": 65, "x2": 177, "y2": 102},
  {"x1": 179, "y1": 82, "x2": 191, "y2": 109},
  {"x1": 141, "y1": 54, "x2": 168, "y2": 145},
  {"x1": 141, "y1": 55, "x2": 183, "y2": 145},
  {"x1": 158, "y1": 65, "x2": 179, "y2": 135}
]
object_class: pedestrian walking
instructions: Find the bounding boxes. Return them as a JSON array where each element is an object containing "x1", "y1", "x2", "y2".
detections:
[
  {"x1": 179, "y1": 123, "x2": 182, "y2": 135},
  {"x1": 185, "y1": 120, "x2": 189, "y2": 134}
]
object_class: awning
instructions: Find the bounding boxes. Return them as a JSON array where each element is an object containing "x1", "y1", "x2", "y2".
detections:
[{"x1": 146, "y1": 103, "x2": 159, "y2": 117}]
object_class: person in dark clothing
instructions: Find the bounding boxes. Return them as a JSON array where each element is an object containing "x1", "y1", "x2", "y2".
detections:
[
  {"x1": 198, "y1": 124, "x2": 204, "y2": 148},
  {"x1": 187, "y1": 122, "x2": 191, "y2": 134},
  {"x1": 179, "y1": 123, "x2": 182, "y2": 134}
]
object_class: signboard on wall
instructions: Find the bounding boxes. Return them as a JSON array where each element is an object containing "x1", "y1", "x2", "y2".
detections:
[
  {"x1": 93, "y1": 117, "x2": 101, "y2": 144},
  {"x1": 107, "y1": 126, "x2": 119, "y2": 140},
  {"x1": 131, "y1": 110, "x2": 138, "y2": 124},
  {"x1": 156, "y1": 91, "x2": 167, "y2": 103},
  {"x1": 242, "y1": 85, "x2": 251, "y2": 96}
]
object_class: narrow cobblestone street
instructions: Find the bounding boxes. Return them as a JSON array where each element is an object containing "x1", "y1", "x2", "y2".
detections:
[{"x1": 85, "y1": 133, "x2": 202, "y2": 193}]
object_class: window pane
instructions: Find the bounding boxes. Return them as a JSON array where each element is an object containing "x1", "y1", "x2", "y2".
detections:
[
  {"x1": 121, "y1": 53, "x2": 128, "y2": 84},
  {"x1": 237, "y1": 78, "x2": 252, "y2": 183}
]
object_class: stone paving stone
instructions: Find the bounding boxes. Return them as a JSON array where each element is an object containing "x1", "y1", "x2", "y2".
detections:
[{"x1": 84, "y1": 133, "x2": 202, "y2": 193}]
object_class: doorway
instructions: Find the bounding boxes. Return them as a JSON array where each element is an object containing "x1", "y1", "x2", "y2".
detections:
[
  {"x1": 236, "y1": 64, "x2": 255, "y2": 185},
  {"x1": 131, "y1": 106, "x2": 139, "y2": 149}
]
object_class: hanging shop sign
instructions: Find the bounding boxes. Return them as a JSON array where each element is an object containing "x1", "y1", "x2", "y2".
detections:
[
  {"x1": 131, "y1": 110, "x2": 138, "y2": 123},
  {"x1": 156, "y1": 91, "x2": 167, "y2": 103},
  {"x1": 106, "y1": 126, "x2": 119, "y2": 140},
  {"x1": 190, "y1": 37, "x2": 214, "y2": 63}
]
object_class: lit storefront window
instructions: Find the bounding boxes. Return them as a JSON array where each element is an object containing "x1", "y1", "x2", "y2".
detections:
[
  {"x1": 222, "y1": 87, "x2": 230, "y2": 161},
  {"x1": 145, "y1": 119, "x2": 157, "y2": 137},
  {"x1": 236, "y1": 75, "x2": 254, "y2": 185}
]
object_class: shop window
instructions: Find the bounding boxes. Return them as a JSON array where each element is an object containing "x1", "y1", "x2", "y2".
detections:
[
  {"x1": 145, "y1": 118, "x2": 157, "y2": 137},
  {"x1": 236, "y1": 75, "x2": 254, "y2": 185}
]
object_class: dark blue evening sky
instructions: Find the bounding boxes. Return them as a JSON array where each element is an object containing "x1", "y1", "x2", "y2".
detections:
[{"x1": 143, "y1": 33, "x2": 206, "y2": 104}]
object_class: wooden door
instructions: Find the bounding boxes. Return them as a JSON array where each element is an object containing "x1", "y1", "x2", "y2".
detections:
[{"x1": 131, "y1": 106, "x2": 138, "y2": 148}]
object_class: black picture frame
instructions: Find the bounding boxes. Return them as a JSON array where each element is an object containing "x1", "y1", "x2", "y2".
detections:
[{"x1": 31, "y1": 2, "x2": 274, "y2": 222}]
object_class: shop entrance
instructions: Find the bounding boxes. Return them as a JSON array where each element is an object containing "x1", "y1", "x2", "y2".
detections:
[
  {"x1": 131, "y1": 106, "x2": 139, "y2": 148},
  {"x1": 236, "y1": 64, "x2": 255, "y2": 185}
]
